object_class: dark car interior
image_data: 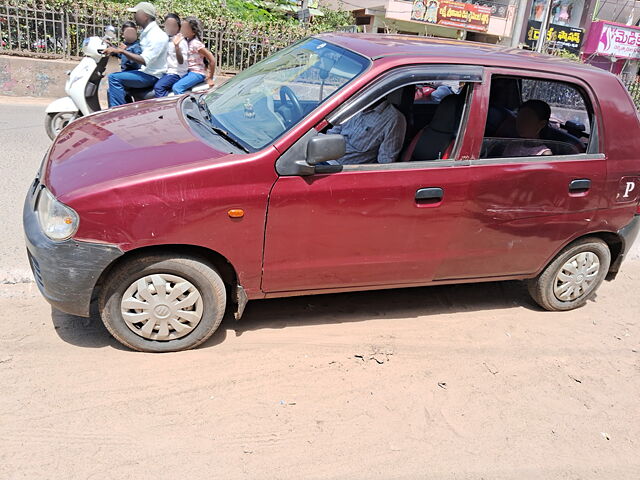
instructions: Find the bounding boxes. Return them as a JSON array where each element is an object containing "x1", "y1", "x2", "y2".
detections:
[
  {"x1": 391, "y1": 84, "x2": 469, "y2": 162},
  {"x1": 319, "y1": 74, "x2": 592, "y2": 165},
  {"x1": 482, "y1": 76, "x2": 590, "y2": 159},
  {"x1": 321, "y1": 82, "x2": 470, "y2": 164},
  {"x1": 400, "y1": 92, "x2": 467, "y2": 162}
]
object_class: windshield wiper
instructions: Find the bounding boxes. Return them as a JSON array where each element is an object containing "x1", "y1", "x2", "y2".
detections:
[
  {"x1": 184, "y1": 113, "x2": 248, "y2": 153},
  {"x1": 196, "y1": 94, "x2": 213, "y2": 121},
  {"x1": 207, "y1": 124, "x2": 249, "y2": 153},
  {"x1": 188, "y1": 94, "x2": 212, "y2": 120}
]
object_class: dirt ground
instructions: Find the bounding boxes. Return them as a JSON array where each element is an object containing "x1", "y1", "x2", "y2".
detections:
[{"x1": 1, "y1": 261, "x2": 639, "y2": 479}]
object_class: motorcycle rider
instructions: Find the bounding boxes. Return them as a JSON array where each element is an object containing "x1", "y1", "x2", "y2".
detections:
[{"x1": 103, "y1": 2, "x2": 168, "y2": 107}]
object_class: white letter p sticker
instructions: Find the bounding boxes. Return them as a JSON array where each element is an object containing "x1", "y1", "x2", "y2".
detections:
[{"x1": 624, "y1": 181, "x2": 636, "y2": 198}]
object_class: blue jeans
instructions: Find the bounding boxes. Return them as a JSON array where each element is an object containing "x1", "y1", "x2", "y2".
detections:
[
  {"x1": 431, "y1": 86, "x2": 454, "y2": 103},
  {"x1": 108, "y1": 70, "x2": 158, "y2": 107},
  {"x1": 172, "y1": 72, "x2": 206, "y2": 95},
  {"x1": 154, "y1": 73, "x2": 182, "y2": 97}
]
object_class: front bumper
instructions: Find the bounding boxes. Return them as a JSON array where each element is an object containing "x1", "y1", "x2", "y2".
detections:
[
  {"x1": 23, "y1": 180, "x2": 123, "y2": 317},
  {"x1": 608, "y1": 214, "x2": 640, "y2": 280}
]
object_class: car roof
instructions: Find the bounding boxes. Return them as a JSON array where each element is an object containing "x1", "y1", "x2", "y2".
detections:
[{"x1": 316, "y1": 32, "x2": 610, "y2": 79}]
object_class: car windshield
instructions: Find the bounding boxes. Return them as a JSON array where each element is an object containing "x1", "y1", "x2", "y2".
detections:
[{"x1": 202, "y1": 38, "x2": 370, "y2": 151}]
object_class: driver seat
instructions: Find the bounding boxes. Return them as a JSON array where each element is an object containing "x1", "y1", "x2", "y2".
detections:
[{"x1": 401, "y1": 94, "x2": 461, "y2": 162}]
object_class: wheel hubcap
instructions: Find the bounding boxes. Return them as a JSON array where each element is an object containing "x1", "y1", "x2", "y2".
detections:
[
  {"x1": 51, "y1": 112, "x2": 76, "y2": 136},
  {"x1": 120, "y1": 274, "x2": 204, "y2": 341},
  {"x1": 553, "y1": 252, "x2": 600, "y2": 302}
]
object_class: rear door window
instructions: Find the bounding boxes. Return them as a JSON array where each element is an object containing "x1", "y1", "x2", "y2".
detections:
[
  {"x1": 482, "y1": 75, "x2": 596, "y2": 160},
  {"x1": 521, "y1": 78, "x2": 591, "y2": 136}
]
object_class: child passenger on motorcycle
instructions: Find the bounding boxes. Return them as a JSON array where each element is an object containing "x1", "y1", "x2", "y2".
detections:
[
  {"x1": 153, "y1": 13, "x2": 188, "y2": 97},
  {"x1": 118, "y1": 21, "x2": 143, "y2": 72},
  {"x1": 170, "y1": 16, "x2": 216, "y2": 95}
]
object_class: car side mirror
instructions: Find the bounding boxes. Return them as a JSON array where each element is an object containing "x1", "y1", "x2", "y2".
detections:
[{"x1": 306, "y1": 134, "x2": 345, "y2": 166}]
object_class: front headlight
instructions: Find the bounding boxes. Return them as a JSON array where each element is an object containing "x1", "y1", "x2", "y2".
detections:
[{"x1": 36, "y1": 187, "x2": 79, "y2": 241}]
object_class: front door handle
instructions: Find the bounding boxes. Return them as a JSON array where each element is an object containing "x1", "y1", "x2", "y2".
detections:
[
  {"x1": 569, "y1": 179, "x2": 591, "y2": 193},
  {"x1": 415, "y1": 187, "x2": 444, "y2": 203}
]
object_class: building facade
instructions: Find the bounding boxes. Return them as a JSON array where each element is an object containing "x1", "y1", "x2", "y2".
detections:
[
  {"x1": 515, "y1": 0, "x2": 597, "y2": 53},
  {"x1": 347, "y1": 0, "x2": 519, "y2": 44}
]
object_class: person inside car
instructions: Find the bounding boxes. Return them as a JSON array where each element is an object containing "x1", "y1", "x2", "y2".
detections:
[
  {"x1": 503, "y1": 99, "x2": 553, "y2": 157},
  {"x1": 485, "y1": 78, "x2": 585, "y2": 153},
  {"x1": 326, "y1": 97, "x2": 406, "y2": 165}
]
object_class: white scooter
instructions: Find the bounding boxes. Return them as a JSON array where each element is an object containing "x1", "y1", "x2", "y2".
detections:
[{"x1": 45, "y1": 26, "x2": 209, "y2": 140}]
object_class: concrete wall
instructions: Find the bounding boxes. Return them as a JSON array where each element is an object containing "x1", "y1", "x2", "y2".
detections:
[{"x1": 0, "y1": 55, "x2": 80, "y2": 98}]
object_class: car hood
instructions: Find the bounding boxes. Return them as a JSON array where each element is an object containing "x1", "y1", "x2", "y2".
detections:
[{"x1": 44, "y1": 96, "x2": 232, "y2": 199}]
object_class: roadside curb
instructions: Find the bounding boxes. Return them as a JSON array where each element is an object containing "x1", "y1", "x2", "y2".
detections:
[{"x1": 0, "y1": 95, "x2": 55, "y2": 106}]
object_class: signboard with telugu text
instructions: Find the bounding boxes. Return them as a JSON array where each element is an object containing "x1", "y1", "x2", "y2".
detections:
[
  {"x1": 525, "y1": 20, "x2": 584, "y2": 54},
  {"x1": 593, "y1": 22, "x2": 640, "y2": 60},
  {"x1": 410, "y1": 0, "x2": 491, "y2": 33}
]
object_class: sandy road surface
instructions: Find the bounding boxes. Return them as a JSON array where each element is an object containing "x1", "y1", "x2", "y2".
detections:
[
  {"x1": 0, "y1": 99, "x2": 52, "y2": 283},
  {"x1": 1, "y1": 260, "x2": 639, "y2": 479}
]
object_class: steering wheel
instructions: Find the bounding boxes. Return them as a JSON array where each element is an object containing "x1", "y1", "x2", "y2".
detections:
[{"x1": 279, "y1": 86, "x2": 303, "y2": 124}]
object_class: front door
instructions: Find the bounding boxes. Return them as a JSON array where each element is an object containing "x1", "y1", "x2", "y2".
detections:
[
  {"x1": 261, "y1": 69, "x2": 482, "y2": 293},
  {"x1": 261, "y1": 165, "x2": 469, "y2": 292}
]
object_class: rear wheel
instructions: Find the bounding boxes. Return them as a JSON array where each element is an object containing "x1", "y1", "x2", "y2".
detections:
[
  {"x1": 528, "y1": 238, "x2": 611, "y2": 311},
  {"x1": 45, "y1": 111, "x2": 77, "y2": 140},
  {"x1": 99, "y1": 254, "x2": 227, "y2": 352}
]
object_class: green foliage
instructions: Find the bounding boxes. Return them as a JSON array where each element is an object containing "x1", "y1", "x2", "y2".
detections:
[
  {"x1": 625, "y1": 80, "x2": 640, "y2": 111},
  {"x1": 312, "y1": 7, "x2": 353, "y2": 32},
  {"x1": 551, "y1": 49, "x2": 582, "y2": 63},
  {"x1": 4, "y1": 0, "x2": 354, "y2": 68},
  {"x1": 29, "y1": 0, "x2": 354, "y2": 31}
]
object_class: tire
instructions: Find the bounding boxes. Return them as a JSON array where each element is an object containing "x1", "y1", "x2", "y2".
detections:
[
  {"x1": 528, "y1": 237, "x2": 611, "y2": 311},
  {"x1": 99, "y1": 254, "x2": 227, "y2": 352},
  {"x1": 45, "y1": 111, "x2": 77, "y2": 140}
]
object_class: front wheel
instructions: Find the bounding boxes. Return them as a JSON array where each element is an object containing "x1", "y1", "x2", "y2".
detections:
[
  {"x1": 99, "y1": 254, "x2": 227, "y2": 352},
  {"x1": 45, "y1": 111, "x2": 78, "y2": 140},
  {"x1": 528, "y1": 238, "x2": 611, "y2": 311}
]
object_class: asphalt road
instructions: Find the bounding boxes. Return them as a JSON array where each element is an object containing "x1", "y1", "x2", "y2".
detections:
[{"x1": 0, "y1": 98, "x2": 52, "y2": 283}]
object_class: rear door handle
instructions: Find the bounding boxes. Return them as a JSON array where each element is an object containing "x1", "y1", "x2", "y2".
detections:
[
  {"x1": 569, "y1": 179, "x2": 591, "y2": 192},
  {"x1": 415, "y1": 187, "x2": 444, "y2": 203}
]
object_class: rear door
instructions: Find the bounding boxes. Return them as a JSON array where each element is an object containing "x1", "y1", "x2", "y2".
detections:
[{"x1": 436, "y1": 69, "x2": 607, "y2": 280}]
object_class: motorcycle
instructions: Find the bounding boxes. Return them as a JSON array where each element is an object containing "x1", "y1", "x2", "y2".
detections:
[{"x1": 45, "y1": 26, "x2": 209, "y2": 140}]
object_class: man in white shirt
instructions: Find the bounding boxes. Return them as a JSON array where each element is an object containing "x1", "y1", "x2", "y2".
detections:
[{"x1": 103, "y1": 2, "x2": 168, "y2": 107}]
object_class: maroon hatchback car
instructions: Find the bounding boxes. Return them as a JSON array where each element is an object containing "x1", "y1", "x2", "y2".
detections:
[{"x1": 24, "y1": 34, "x2": 640, "y2": 352}]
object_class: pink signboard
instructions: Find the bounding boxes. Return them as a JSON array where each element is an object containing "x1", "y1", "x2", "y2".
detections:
[{"x1": 583, "y1": 21, "x2": 640, "y2": 60}]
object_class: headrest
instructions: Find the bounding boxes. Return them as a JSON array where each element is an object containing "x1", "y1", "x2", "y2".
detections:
[
  {"x1": 429, "y1": 95, "x2": 460, "y2": 134},
  {"x1": 385, "y1": 88, "x2": 403, "y2": 106}
]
